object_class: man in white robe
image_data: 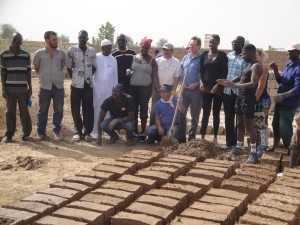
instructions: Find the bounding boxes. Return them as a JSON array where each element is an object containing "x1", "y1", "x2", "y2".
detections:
[{"x1": 91, "y1": 39, "x2": 118, "y2": 139}]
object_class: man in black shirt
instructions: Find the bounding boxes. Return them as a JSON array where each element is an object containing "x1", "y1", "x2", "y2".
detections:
[
  {"x1": 96, "y1": 84, "x2": 135, "y2": 146},
  {"x1": 111, "y1": 34, "x2": 136, "y2": 94}
]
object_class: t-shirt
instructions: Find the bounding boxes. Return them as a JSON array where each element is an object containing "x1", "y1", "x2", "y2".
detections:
[
  {"x1": 155, "y1": 96, "x2": 180, "y2": 126},
  {"x1": 101, "y1": 93, "x2": 135, "y2": 119}
]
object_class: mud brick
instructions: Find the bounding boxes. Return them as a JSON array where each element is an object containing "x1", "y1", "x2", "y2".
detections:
[
  {"x1": 50, "y1": 181, "x2": 91, "y2": 194},
  {"x1": 146, "y1": 189, "x2": 188, "y2": 212},
  {"x1": 136, "y1": 194, "x2": 181, "y2": 215},
  {"x1": 167, "y1": 154, "x2": 197, "y2": 163},
  {"x1": 259, "y1": 193, "x2": 300, "y2": 205},
  {"x1": 204, "y1": 158, "x2": 237, "y2": 170},
  {"x1": 0, "y1": 208, "x2": 38, "y2": 225},
  {"x1": 130, "y1": 149, "x2": 163, "y2": 159},
  {"x1": 199, "y1": 195, "x2": 244, "y2": 217},
  {"x1": 0, "y1": 217, "x2": 22, "y2": 225},
  {"x1": 21, "y1": 193, "x2": 68, "y2": 208},
  {"x1": 115, "y1": 157, "x2": 150, "y2": 169},
  {"x1": 174, "y1": 176, "x2": 213, "y2": 193},
  {"x1": 118, "y1": 174, "x2": 157, "y2": 192},
  {"x1": 240, "y1": 163, "x2": 277, "y2": 173},
  {"x1": 125, "y1": 202, "x2": 174, "y2": 225},
  {"x1": 235, "y1": 170, "x2": 275, "y2": 184},
  {"x1": 274, "y1": 178, "x2": 300, "y2": 190},
  {"x1": 93, "y1": 164, "x2": 129, "y2": 178},
  {"x1": 161, "y1": 183, "x2": 202, "y2": 204},
  {"x1": 76, "y1": 170, "x2": 115, "y2": 181},
  {"x1": 80, "y1": 193, "x2": 125, "y2": 211},
  {"x1": 187, "y1": 169, "x2": 224, "y2": 188},
  {"x1": 283, "y1": 167, "x2": 300, "y2": 174},
  {"x1": 239, "y1": 214, "x2": 289, "y2": 225},
  {"x1": 151, "y1": 162, "x2": 188, "y2": 175},
  {"x1": 122, "y1": 153, "x2": 157, "y2": 162},
  {"x1": 37, "y1": 188, "x2": 82, "y2": 202},
  {"x1": 221, "y1": 179, "x2": 263, "y2": 202},
  {"x1": 158, "y1": 158, "x2": 192, "y2": 168},
  {"x1": 274, "y1": 147, "x2": 289, "y2": 156},
  {"x1": 283, "y1": 171, "x2": 300, "y2": 179},
  {"x1": 67, "y1": 201, "x2": 115, "y2": 225},
  {"x1": 92, "y1": 188, "x2": 134, "y2": 208},
  {"x1": 194, "y1": 164, "x2": 232, "y2": 178},
  {"x1": 135, "y1": 170, "x2": 172, "y2": 186},
  {"x1": 180, "y1": 208, "x2": 230, "y2": 225},
  {"x1": 247, "y1": 204, "x2": 297, "y2": 225},
  {"x1": 3, "y1": 200, "x2": 54, "y2": 216},
  {"x1": 53, "y1": 207, "x2": 104, "y2": 225},
  {"x1": 111, "y1": 211, "x2": 163, "y2": 225},
  {"x1": 254, "y1": 198, "x2": 299, "y2": 216},
  {"x1": 63, "y1": 176, "x2": 102, "y2": 188},
  {"x1": 206, "y1": 188, "x2": 248, "y2": 212},
  {"x1": 261, "y1": 152, "x2": 282, "y2": 172},
  {"x1": 190, "y1": 202, "x2": 235, "y2": 225},
  {"x1": 267, "y1": 184, "x2": 300, "y2": 198},
  {"x1": 229, "y1": 175, "x2": 268, "y2": 192},
  {"x1": 101, "y1": 160, "x2": 137, "y2": 174},
  {"x1": 34, "y1": 215, "x2": 87, "y2": 225},
  {"x1": 281, "y1": 156, "x2": 290, "y2": 171},
  {"x1": 101, "y1": 181, "x2": 143, "y2": 199},
  {"x1": 171, "y1": 217, "x2": 219, "y2": 225},
  {"x1": 145, "y1": 166, "x2": 181, "y2": 179}
]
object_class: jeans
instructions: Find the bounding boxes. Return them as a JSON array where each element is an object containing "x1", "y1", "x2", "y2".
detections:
[
  {"x1": 5, "y1": 93, "x2": 32, "y2": 139},
  {"x1": 200, "y1": 91, "x2": 223, "y2": 137},
  {"x1": 37, "y1": 85, "x2": 64, "y2": 135},
  {"x1": 272, "y1": 104, "x2": 297, "y2": 147},
  {"x1": 101, "y1": 118, "x2": 134, "y2": 139},
  {"x1": 146, "y1": 124, "x2": 179, "y2": 142},
  {"x1": 223, "y1": 93, "x2": 237, "y2": 146},
  {"x1": 71, "y1": 83, "x2": 94, "y2": 136},
  {"x1": 178, "y1": 88, "x2": 201, "y2": 141}
]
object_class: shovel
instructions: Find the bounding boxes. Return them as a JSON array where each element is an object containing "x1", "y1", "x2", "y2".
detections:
[{"x1": 161, "y1": 68, "x2": 189, "y2": 146}]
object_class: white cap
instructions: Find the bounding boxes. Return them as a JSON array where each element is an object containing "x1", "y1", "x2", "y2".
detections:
[
  {"x1": 162, "y1": 43, "x2": 174, "y2": 50},
  {"x1": 287, "y1": 43, "x2": 300, "y2": 51},
  {"x1": 101, "y1": 39, "x2": 112, "y2": 47}
]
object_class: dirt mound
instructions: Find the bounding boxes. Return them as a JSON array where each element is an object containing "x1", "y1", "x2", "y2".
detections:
[
  {"x1": 161, "y1": 139, "x2": 218, "y2": 162},
  {"x1": 0, "y1": 155, "x2": 45, "y2": 171}
]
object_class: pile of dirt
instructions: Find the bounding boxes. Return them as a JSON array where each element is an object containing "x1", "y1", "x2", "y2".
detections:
[
  {"x1": 0, "y1": 155, "x2": 45, "y2": 171},
  {"x1": 161, "y1": 139, "x2": 218, "y2": 162}
]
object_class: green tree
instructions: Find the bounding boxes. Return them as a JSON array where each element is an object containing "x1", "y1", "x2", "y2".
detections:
[
  {"x1": 0, "y1": 24, "x2": 18, "y2": 39},
  {"x1": 156, "y1": 38, "x2": 168, "y2": 47},
  {"x1": 58, "y1": 34, "x2": 70, "y2": 43},
  {"x1": 97, "y1": 21, "x2": 115, "y2": 44},
  {"x1": 268, "y1": 45, "x2": 276, "y2": 51}
]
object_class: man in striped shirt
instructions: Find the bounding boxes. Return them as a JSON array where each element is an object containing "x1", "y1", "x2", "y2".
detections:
[{"x1": 1, "y1": 33, "x2": 32, "y2": 143}]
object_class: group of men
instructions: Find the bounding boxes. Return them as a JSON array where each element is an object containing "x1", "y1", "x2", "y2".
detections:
[{"x1": 1, "y1": 31, "x2": 300, "y2": 164}]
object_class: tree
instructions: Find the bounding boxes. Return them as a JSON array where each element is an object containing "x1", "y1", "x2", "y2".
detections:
[
  {"x1": 268, "y1": 45, "x2": 276, "y2": 51},
  {"x1": 97, "y1": 21, "x2": 115, "y2": 44},
  {"x1": 156, "y1": 38, "x2": 168, "y2": 47},
  {"x1": 0, "y1": 24, "x2": 18, "y2": 39},
  {"x1": 58, "y1": 34, "x2": 70, "y2": 43}
]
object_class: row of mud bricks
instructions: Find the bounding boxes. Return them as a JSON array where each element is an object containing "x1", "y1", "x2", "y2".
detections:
[{"x1": 0, "y1": 149, "x2": 299, "y2": 225}]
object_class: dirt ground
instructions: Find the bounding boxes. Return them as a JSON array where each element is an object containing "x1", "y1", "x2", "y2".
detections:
[{"x1": 0, "y1": 77, "x2": 261, "y2": 207}]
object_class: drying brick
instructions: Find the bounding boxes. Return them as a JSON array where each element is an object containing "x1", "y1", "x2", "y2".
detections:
[
  {"x1": 135, "y1": 170, "x2": 172, "y2": 186},
  {"x1": 167, "y1": 154, "x2": 197, "y2": 163},
  {"x1": 229, "y1": 175, "x2": 269, "y2": 192},
  {"x1": 240, "y1": 163, "x2": 277, "y2": 173},
  {"x1": 21, "y1": 193, "x2": 68, "y2": 208},
  {"x1": 80, "y1": 193, "x2": 125, "y2": 211},
  {"x1": 37, "y1": 188, "x2": 82, "y2": 202},
  {"x1": 283, "y1": 167, "x2": 300, "y2": 174},
  {"x1": 236, "y1": 170, "x2": 275, "y2": 184},
  {"x1": 283, "y1": 171, "x2": 300, "y2": 179},
  {"x1": 144, "y1": 166, "x2": 181, "y2": 179},
  {"x1": 115, "y1": 157, "x2": 151, "y2": 169},
  {"x1": 158, "y1": 158, "x2": 192, "y2": 168},
  {"x1": 194, "y1": 164, "x2": 232, "y2": 178},
  {"x1": 34, "y1": 215, "x2": 87, "y2": 225},
  {"x1": 63, "y1": 176, "x2": 102, "y2": 188},
  {"x1": 3, "y1": 200, "x2": 54, "y2": 216},
  {"x1": 274, "y1": 178, "x2": 300, "y2": 190},
  {"x1": 93, "y1": 164, "x2": 129, "y2": 178},
  {"x1": 239, "y1": 214, "x2": 289, "y2": 225},
  {"x1": 259, "y1": 193, "x2": 300, "y2": 206},
  {"x1": 254, "y1": 198, "x2": 299, "y2": 216},
  {"x1": 118, "y1": 174, "x2": 157, "y2": 192},
  {"x1": 267, "y1": 184, "x2": 300, "y2": 198},
  {"x1": 50, "y1": 181, "x2": 91, "y2": 194},
  {"x1": 130, "y1": 149, "x2": 163, "y2": 159},
  {"x1": 261, "y1": 152, "x2": 282, "y2": 172},
  {"x1": 170, "y1": 217, "x2": 219, "y2": 225},
  {"x1": 187, "y1": 168, "x2": 224, "y2": 188},
  {"x1": 0, "y1": 208, "x2": 38, "y2": 225},
  {"x1": 76, "y1": 170, "x2": 115, "y2": 181},
  {"x1": 174, "y1": 176, "x2": 213, "y2": 193},
  {"x1": 101, "y1": 181, "x2": 143, "y2": 199},
  {"x1": 111, "y1": 211, "x2": 163, "y2": 225},
  {"x1": 101, "y1": 160, "x2": 137, "y2": 174}
]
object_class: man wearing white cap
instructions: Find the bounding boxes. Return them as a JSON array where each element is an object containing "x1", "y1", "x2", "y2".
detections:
[
  {"x1": 269, "y1": 43, "x2": 300, "y2": 150},
  {"x1": 91, "y1": 39, "x2": 118, "y2": 139}
]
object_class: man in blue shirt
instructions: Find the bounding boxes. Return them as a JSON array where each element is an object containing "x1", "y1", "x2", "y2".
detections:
[
  {"x1": 270, "y1": 43, "x2": 300, "y2": 150},
  {"x1": 146, "y1": 84, "x2": 185, "y2": 143},
  {"x1": 178, "y1": 36, "x2": 201, "y2": 143}
]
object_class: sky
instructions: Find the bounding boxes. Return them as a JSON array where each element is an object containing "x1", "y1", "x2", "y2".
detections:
[{"x1": 0, "y1": 0, "x2": 299, "y2": 50}]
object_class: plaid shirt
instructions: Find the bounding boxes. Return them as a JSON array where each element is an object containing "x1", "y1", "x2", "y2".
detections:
[{"x1": 224, "y1": 51, "x2": 248, "y2": 95}]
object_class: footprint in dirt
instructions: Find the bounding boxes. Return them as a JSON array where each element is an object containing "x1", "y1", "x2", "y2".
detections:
[{"x1": 16, "y1": 156, "x2": 45, "y2": 170}]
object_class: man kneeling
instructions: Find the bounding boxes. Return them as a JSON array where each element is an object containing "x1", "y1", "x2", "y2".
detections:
[
  {"x1": 96, "y1": 84, "x2": 134, "y2": 146},
  {"x1": 146, "y1": 84, "x2": 185, "y2": 144}
]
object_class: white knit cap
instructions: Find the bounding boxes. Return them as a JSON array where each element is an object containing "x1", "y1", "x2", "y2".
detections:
[{"x1": 101, "y1": 39, "x2": 112, "y2": 47}]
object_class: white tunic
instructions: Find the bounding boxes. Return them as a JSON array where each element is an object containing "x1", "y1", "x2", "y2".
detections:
[{"x1": 91, "y1": 53, "x2": 118, "y2": 138}]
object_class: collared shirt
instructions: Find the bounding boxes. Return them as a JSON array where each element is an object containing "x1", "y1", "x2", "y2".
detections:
[
  {"x1": 1, "y1": 48, "x2": 31, "y2": 93},
  {"x1": 156, "y1": 56, "x2": 181, "y2": 86},
  {"x1": 33, "y1": 47, "x2": 66, "y2": 90},
  {"x1": 66, "y1": 45, "x2": 96, "y2": 88},
  {"x1": 181, "y1": 53, "x2": 201, "y2": 86},
  {"x1": 277, "y1": 59, "x2": 300, "y2": 108},
  {"x1": 224, "y1": 51, "x2": 248, "y2": 95}
]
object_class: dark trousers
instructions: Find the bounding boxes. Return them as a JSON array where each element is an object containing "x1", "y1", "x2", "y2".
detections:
[
  {"x1": 178, "y1": 88, "x2": 201, "y2": 141},
  {"x1": 71, "y1": 83, "x2": 94, "y2": 136},
  {"x1": 129, "y1": 84, "x2": 152, "y2": 134},
  {"x1": 37, "y1": 85, "x2": 64, "y2": 135},
  {"x1": 5, "y1": 93, "x2": 32, "y2": 139},
  {"x1": 272, "y1": 104, "x2": 297, "y2": 147},
  {"x1": 200, "y1": 91, "x2": 223, "y2": 137},
  {"x1": 223, "y1": 93, "x2": 237, "y2": 146}
]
